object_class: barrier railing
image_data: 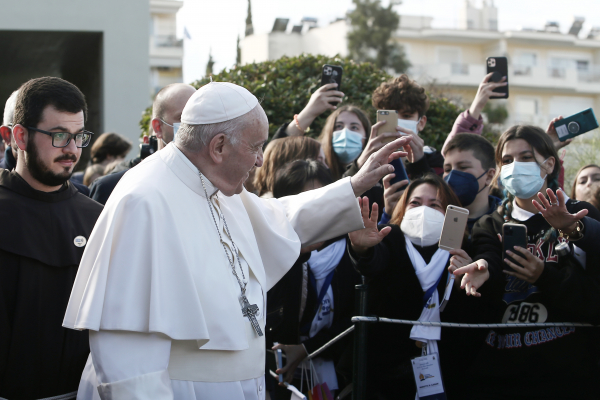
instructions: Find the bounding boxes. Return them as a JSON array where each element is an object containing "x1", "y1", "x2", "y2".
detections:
[{"x1": 284, "y1": 284, "x2": 599, "y2": 400}]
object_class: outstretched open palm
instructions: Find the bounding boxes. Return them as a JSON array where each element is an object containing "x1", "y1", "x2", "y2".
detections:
[
  {"x1": 453, "y1": 259, "x2": 490, "y2": 297},
  {"x1": 532, "y1": 188, "x2": 587, "y2": 232},
  {"x1": 348, "y1": 197, "x2": 392, "y2": 256}
]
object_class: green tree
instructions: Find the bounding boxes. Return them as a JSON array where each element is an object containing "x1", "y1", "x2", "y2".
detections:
[
  {"x1": 236, "y1": 35, "x2": 241, "y2": 65},
  {"x1": 245, "y1": 0, "x2": 254, "y2": 36},
  {"x1": 347, "y1": 0, "x2": 410, "y2": 74},
  {"x1": 139, "y1": 54, "x2": 462, "y2": 151}
]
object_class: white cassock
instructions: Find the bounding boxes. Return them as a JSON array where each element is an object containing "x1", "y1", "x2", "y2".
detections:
[{"x1": 63, "y1": 143, "x2": 363, "y2": 400}]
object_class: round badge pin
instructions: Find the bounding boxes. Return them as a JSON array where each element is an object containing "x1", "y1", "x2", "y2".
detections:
[{"x1": 74, "y1": 236, "x2": 87, "y2": 247}]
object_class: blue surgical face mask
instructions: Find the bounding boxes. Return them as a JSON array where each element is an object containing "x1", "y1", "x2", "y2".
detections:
[
  {"x1": 332, "y1": 128, "x2": 363, "y2": 164},
  {"x1": 160, "y1": 120, "x2": 180, "y2": 144},
  {"x1": 397, "y1": 117, "x2": 421, "y2": 135},
  {"x1": 444, "y1": 170, "x2": 488, "y2": 207},
  {"x1": 500, "y1": 159, "x2": 548, "y2": 199}
]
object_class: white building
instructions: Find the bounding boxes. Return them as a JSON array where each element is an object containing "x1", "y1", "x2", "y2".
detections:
[
  {"x1": 149, "y1": 0, "x2": 184, "y2": 97},
  {"x1": 240, "y1": 2, "x2": 600, "y2": 130},
  {"x1": 0, "y1": 0, "x2": 150, "y2": 162}
]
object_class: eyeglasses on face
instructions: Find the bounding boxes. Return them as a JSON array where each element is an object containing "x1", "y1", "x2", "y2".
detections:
[{"x1": 26, "y1": 127, "x2": 94, "y2": 148}]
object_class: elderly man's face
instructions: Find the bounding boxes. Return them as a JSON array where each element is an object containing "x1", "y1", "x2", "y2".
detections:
[{"x1": 223, "y1": 107, "x2": 268, "y2": 195}]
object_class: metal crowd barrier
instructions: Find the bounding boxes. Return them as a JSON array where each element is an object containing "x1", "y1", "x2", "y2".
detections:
[{"x1": 290, "y1": 284, "x2": 599, "y2": 400}]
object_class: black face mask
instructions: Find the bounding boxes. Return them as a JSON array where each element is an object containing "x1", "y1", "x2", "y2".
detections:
[{"x1": 25, "y1": 135, "x2": 76, "y2": 187}]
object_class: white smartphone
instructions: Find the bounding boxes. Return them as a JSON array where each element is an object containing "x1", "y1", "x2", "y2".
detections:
[{"x1": 438, "y1": 205, "x2": 469, "y2": 251}]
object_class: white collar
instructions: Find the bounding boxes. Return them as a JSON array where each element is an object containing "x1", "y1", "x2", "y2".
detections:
[
  {"x1": 511, "y1": 199, "x2": 536, "y2": 221},
  {"x1": 511, "y1": 192, "x2": 570, "y2": 221},
  {"x1": 159, "y1": 143, "x2": 218, "y2": 198}
]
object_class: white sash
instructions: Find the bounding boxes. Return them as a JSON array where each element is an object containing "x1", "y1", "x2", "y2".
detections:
[{"x1": 405, "y1": 237, "x2": 450, "y2": 355}]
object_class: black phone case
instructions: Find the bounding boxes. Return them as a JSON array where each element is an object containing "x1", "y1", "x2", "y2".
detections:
[
  {"x1": 553, "y1": 108, "x2": 599, "y2": 142},
  {"x1": 502, "y1": 225, "x2": 527, "y2": 271},
  {"x1": 390, "y1": 158, "x2": 409, "y2": 190},
  {"x1": 321, "y1": 64, "x2": 343, "y2": 92},
  {"x1": 486, "y1": 57, "x2": 508, "y2": 98}
]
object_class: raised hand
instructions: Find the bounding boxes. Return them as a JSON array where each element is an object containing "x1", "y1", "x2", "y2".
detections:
[
  {"x1": 453, "y1": 259, "x2": 489, "y2": 297},
  {"x1": 469, "y1": 72, "x2": 508, "y2": 119},
  {"x1": 503, "y1": 246, "x2": 544, "y2": 284},
  {"x1": 532, "y1": 188, "x2": 587, "y2": 233},
  {"x1": 288, "y1": 83, "x2": 344, "y2": 136},
  {"x1": 448, "y1": 248, "x2": 473, "y2": 273},
  {"x1": 356, "y1": 120, "x2": 401, "y2": 168},
  {"x1": 272, "y1": 343, "x2": 308, "y2": 384},
  {"x1": 401, "y1": 127, "x2": 425, "y2": 163},
  {"x1": 350, "y1": 136, "x2": 411, "y2": 197},
  {"x1": 382, "y1": 173, "x2": 408, "y2": 217},
  {"x1": 546, "y1": 116, "x2": 572, "y2": 150},
  {"x1": 349, "y1": 198, "x2": 392, "y2": 256}
]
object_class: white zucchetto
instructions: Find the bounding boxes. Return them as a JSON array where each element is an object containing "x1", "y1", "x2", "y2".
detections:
[{"x1": 181, "y1": 82, "x2": 259, "y2": 125}]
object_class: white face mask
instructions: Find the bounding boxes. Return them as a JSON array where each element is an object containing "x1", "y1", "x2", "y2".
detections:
[
  {"x1": 400, "y1": 206, "x2": 445, "y2": 247},
  {"x1": 160, "y1": 120, "x2": 180, "y2": 144},
  {"x1": 397, "y1": 117, "x2": 421, "y2": 135}
]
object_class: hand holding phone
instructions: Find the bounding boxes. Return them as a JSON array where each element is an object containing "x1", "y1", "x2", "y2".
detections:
[
  {"x1": 376, "y1": 110, "x2": 399, "y2": 140},
  {"x1": 439, "y1": 205, "x2": 469, "y2": 251},
  {"x1": 486, "y1": 57, "x2": 509, "y2": 99},
  {"x1": 553, "y1": 108, "x2": 598, "y2": 142},
  {"x1": 321, "y1": 65, "x2": 343, "y2": 106},
  {"x1": 273, "y1": 342, "x2": 284, "y2": 383},
  {"x1": 502, "y1": 223, "x2": 527, "y2": 271}
]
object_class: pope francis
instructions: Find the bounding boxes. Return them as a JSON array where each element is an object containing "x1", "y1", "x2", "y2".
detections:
[{"x1": 63, "y1": 82, "x2": 411, "y2": 400}]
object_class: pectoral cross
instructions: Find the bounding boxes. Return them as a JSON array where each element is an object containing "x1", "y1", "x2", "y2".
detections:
[{"x1": 240, "y1": 294, "x2": 263, "y2": 336}]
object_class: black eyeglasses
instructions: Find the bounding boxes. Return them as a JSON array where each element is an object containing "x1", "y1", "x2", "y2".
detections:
[{"x1": 27, "y1": 127, "x2": 94, "y2": 148}]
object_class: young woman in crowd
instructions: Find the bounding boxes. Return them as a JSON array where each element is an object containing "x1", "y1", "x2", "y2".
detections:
[
  {"x1": 253, "y1": 136, "x2": 324, "y2": 198},
  {"x1": 454, "y1": 125, "x2": 600, "y2": 399},
  {"x1": 266, "y1": 159, "x2": 362, "y2": 399},
  {"x1": 348, "y1": 174, "x2": 482, "y2": 399},
  {"x1": 570, "y1": 164, "x2": 600, "y2": 210}
]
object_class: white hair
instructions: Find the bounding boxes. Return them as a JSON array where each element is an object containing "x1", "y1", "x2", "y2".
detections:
[
  {"x1": 3, "y1": 90, "x2": 18, "y2": 126},
  {"x1": 176, "y1": 105, "x2": 263, "y2": 152}
]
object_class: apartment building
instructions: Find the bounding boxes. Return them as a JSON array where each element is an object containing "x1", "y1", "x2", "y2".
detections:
[
  {"x1": 149, "y1": 0, "x2": 184, "y2": 97},
  {"x1": 240, "y1": 2, "x2": 600, "y2": 130}
]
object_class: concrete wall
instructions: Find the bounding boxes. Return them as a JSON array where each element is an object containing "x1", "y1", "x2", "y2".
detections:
[{"x1": 0, "y1": 0, "x2": 149, "y2": 161}]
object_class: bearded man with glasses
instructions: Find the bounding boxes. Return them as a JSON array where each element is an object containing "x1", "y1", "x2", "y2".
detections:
[{"x1": 0, "y1": 76, "x2": 103, "y2": 400}]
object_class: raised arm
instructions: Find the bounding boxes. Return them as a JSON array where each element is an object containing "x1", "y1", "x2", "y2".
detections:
[{"x1": 282, "y1": 83, "x2": 343, "y2": 137}]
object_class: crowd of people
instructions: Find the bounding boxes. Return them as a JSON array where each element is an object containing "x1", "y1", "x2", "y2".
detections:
[{"x1": 0, "y1": 69, "x2": 599, "y2": 400}]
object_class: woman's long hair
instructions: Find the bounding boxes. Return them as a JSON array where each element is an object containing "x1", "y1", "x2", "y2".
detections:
[
  {"x1": 389, "y1": 173, "x2": 461, "y2": 226},
  {"x1": 253, "y1": 136, "x2": 322, "y2": 197},
  {"x1": 318, "y1": 105, "x2": 371, "y2": 181}
]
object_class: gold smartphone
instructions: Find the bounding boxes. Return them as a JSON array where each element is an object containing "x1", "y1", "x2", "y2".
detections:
[
  {"x1": 438, "y1": 205, "x2": 469, "y2": 251},
  {"x1": 376, "y1": 110, "x2": 398, "y2": 143}
]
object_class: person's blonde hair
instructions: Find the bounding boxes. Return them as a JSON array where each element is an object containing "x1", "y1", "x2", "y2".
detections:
[
  {"x1": 253, "y1": 136, "x2": 322, "y2": 196},
  {"x1": 318, "y1": 105, "x2": 371, "y2": 181}
]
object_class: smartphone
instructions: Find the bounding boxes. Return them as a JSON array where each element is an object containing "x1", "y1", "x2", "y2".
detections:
[
  {"x1": 502, "y1": 223, "x2": 527, "y2": 271},
  {"x1": 389, "y1": 158, "x2": 409, "y2": 190},
  {"x1": 273, "y1": 342, "x2": 283, "y2": 383},
  {"x1": 486, "y1": 57, "x2": 509, "y2": 98},
  {"x1": 321, "y1": 64, "x2": 343, "y2": 105},
  {"x1": 553, "y1": 108, "x2": 599, "y2": 142},
  {"x1": 376, "y1": 110, "x2": 399, "y2": 141},
  {"x1": 438, "y1": 205, "x2": 469, "y2": 251}
]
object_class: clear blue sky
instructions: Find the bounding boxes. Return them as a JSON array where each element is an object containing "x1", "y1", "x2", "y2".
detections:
[{"x1": 178, "y1": 0, "x2": 600, "y2": 83}]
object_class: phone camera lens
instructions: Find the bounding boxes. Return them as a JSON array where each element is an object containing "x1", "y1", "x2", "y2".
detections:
[{"x1": 567, "y1": 122, "x2": 580, "y2": 134}]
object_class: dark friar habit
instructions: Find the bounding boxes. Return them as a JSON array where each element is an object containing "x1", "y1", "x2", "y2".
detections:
[{"x1": 0, "y1": 170, "x2": 103, "y2": 400}]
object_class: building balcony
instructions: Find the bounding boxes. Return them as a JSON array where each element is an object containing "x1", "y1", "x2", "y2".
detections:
[
  {"x1": 150, "y1": 35, "x2": 183, "y2": 68},
  {"x1": 410, "y1": 63, "x2": 486, "y2": 87},
  {"x1": 411, "y1": 63, "x2": 600, "y2": 94}
]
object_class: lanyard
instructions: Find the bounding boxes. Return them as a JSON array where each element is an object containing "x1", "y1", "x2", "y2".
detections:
[
  {"x1": 422, "y1": 270, "x2": 445, "y2": 309},
  {"x1": 300, "y1": 268, "x2": 335, "y2": 335}
]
